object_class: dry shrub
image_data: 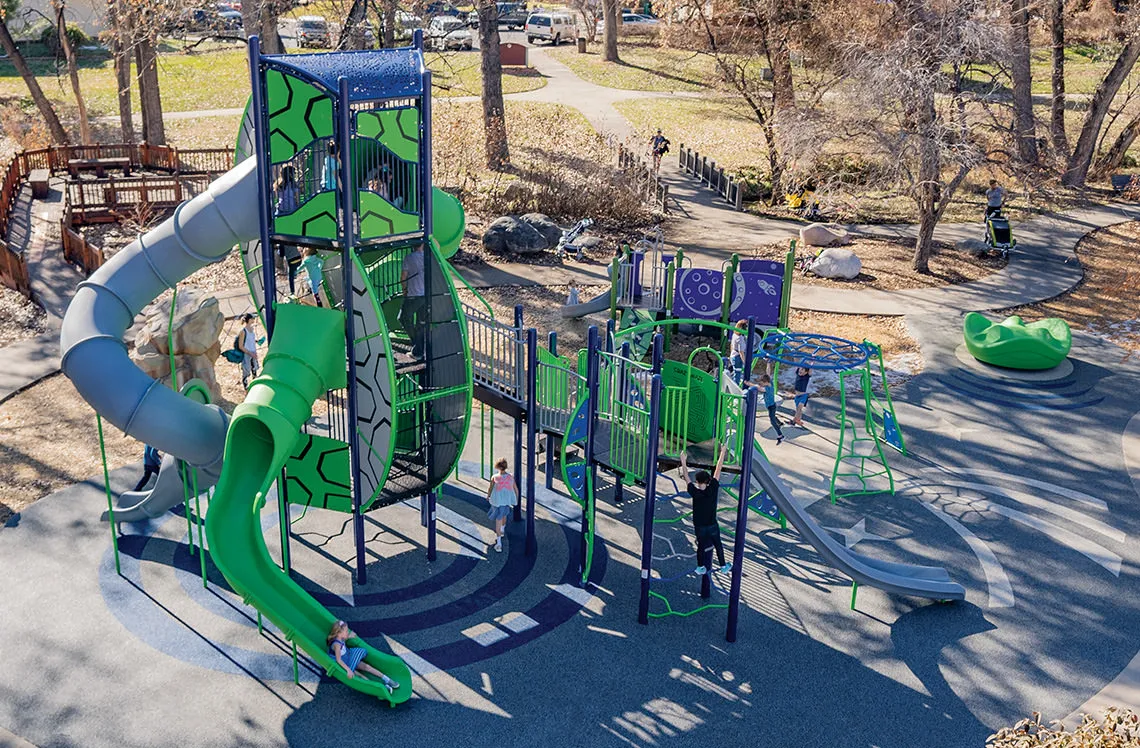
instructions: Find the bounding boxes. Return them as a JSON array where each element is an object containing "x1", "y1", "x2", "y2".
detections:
[
  {"x1": 987, "y1": 708, "x2": 1140, "y2": 747},
  {"x1": 0, "y1": 103, "x2": 51, "y2": 153},
  {"x1": 432, "y1": 100, "x2": 652, "y2": 225}
]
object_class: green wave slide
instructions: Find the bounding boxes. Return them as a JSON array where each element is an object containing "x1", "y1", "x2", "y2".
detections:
[{"x1": 205, "y1": 302, "x2": 412, "y2": 705}]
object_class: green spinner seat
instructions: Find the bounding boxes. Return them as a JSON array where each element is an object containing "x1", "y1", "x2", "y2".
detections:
[{"x1": 962, "y1": 312, "x2": 1072, "y2": 370}]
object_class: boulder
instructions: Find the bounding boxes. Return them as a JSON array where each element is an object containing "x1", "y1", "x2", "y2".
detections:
[
  {"x1": 809, "y1": 248, "x2": 862, "y2": 280},
  {"x1": 482, "y1": 215, "x2": 549, "y2": 254},
  {"x1": 132, "y1": 287, "x2": 224, "y2": 402},
  {"x1": 519, "y1": 213, "x2": 562, "y2": 246},
  {"x1": 799, "y1": 222, "x2": 851, "y2": 247}
]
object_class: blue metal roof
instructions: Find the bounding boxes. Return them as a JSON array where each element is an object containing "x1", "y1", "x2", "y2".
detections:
[{"x1": 265, "y1": 47, "x2": 425, "y2": 101}]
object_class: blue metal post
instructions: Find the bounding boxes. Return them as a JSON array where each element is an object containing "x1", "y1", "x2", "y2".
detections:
[
  {"x1": 637, "y1": 374, "x2": 663, "y2": 624},
  {"x1": 743, "y1": 316, "x2": 756, "y2": 384},
  {"x1": 605, "y1": 318, "x2": 615, "y2": 352},
  {"x1": 421, "y1": 68, "x2": 437, "y2": 561},
  {"x1": 513, "y1": 304, "x2": 524, "y2": 522},
  {"x1": 581, "y1": 325, "x2": 599, "y2": 581},
  {"x1": 651, "y1": 332, "x2": 663, "y2": 374},
  {"x1": 726, "y1": 385, "x2": 759, "y2": 642},
  {"x1": 336, "y1": 76, "x2": 367, "y2": 585},
  {"x1": 247, "y1": 36, "x2": 277, "y2": 336},
  {"x1": 525, "y1": 328, "x2": 538, "y2": 556}
]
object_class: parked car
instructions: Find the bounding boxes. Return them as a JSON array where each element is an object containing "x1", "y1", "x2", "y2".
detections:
[
  {"x1": 525, "y1": 11, "x2": 576, "y2": 44},
  {"x1": 218, "y1": 9, "x2": 243, "y2": 30},
  {"x1": 394, "y1": 10, "x2": 421, "y2": 41},
  {"x1": 426, "y1": 15, "x2": 474, "y2": 50},
  {"x1": 295, "y1": 15, "x2": 330, "y2": 47},
  {"x1": 596, "y1": 12, "x2": 659, "y2": 34},
  {"x1": 466, "y1": 2, "x2": 528, "y2": 29},
  {"x1": 167, "y1": 8, "x2": 231, "y2": 35},
  {"x1": 424, "y1": 2, "x2": 461, "y2": 18}
]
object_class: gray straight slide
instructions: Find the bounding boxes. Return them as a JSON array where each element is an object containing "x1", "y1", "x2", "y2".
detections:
[
  {"x1": 749, "y1": 450, "x2": 966, "y2": 602},
  {"x1": 60, "y1": 159, "x2": 260, "y2": 522},
  {"x1": 559, "y1": 290, "x2": 610, "y2": 319}
]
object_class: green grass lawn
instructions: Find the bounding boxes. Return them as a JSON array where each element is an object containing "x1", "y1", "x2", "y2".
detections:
[
  {"x1": 615, "y1": 96, "x2": 764, "y2": 169},
  {"x1": 547, "y1": 41, "x2": 721, "y2": 92},
  {"x1": 0, "y1": 47, "x2": 543, "y2": 117}
]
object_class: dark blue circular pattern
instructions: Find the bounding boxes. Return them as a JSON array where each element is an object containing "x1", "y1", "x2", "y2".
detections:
[
  {"x1": 758, "y1": 331, "x2": 870, "y2": 371},
  {"x1": 98, "y1": 483, "x2": 603, "y2": 680}
]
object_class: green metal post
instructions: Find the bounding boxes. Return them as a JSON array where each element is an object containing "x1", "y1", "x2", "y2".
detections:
[
  {"x1": 719, "y1": 254, "x2": 739, "y2": 342},
  {"x1": 193, "y1": 469, "x2": 206, "y2": 587},
  {"x1": 662, "y1": 260, "x2": 675, "y2": 351},
  {"x1": 850, "y1": 581, "x2": 859, "y2": 610},
  {"x1": 292, "y1": 642, "x2": 300, "y2": 685},
  {"x1": 95, "y1": 414, "x2": 121, "y2": 576},
  {"x1": 182, "y1": 461, "x2": 196, "y2": 556},
  {"x1": 780, "y1": 242, "x2": 795, "y2": 330}
]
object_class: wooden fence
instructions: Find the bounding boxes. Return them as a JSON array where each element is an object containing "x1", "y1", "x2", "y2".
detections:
[
  {"x1": 66, "y1": 173, "x2": 214, "y2": 225},
  {"x1": 677, "y1": 144, "x2": 745, "y2": 211},
  {"x1": 617, "y1": 144, "x2": 669, "y2": 213},
  {"x1": 0, "y1": 143, "x2": 234, "y2": 298}
]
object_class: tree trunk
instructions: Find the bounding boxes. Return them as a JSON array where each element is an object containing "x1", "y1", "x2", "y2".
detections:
[
  {"x1": 1093, "y1": 111, "x2": 1140, "y2": 177},
  {"x1": 0, "y1": 16, "x2": 69, "y2": 144},
  {"x1": 1049, "y1": 0, "x2": 1068, "y2": 156},
  {"x1": 1009, "y1": 0, "x2": 1037, "y2": 163},
  {"x1": 54, "y1": 1, "x2": 91, "y2": 144},
  {"x1": 760, "y1": 13, "x2": 795, "y2": 112},
  {"x1": 602, "y1": 0, "x2": 619, "y2": 62},
  {"x1": 913, "y1": 91, "x2": 939, "y2": 273},
  {"x1": 107, "y1": 0, "x2": 134, "y2": 143},
  {"x1": 243, "y1": 0, "x2": 284, "y2": 53},
  {"x1": 338, "y1": 0, "x2": 368, "y2": 49},
  {"x1": 1063, "y1": 34, "x2": 1140, "y2": 186},
  {"x1": 478, "y1": 1, "x2": 509, "y2": 170},
  {"x1": 135, "y1": 36, "x2": 165, "y2": 145},
  {"x1": 382, "y1": 0, "x2": 396, "y2": 47}
]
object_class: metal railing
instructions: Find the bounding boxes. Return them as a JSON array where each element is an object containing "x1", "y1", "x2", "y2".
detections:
[
  {"x1": 535, "y1": 353, "x2": 585, "y2": 436},
  {"x1": 464, "y1": 302, "x2": 526, "y2": 402},
  {"x1": 677, "y1": 144, "x2": 745, "y2": 211},
  {"x1": 617, "y1": 144, "x2": 668, "y2": 213},
  {"x1": 596, "y1": 349, "x2": 653, "y2": 480}
]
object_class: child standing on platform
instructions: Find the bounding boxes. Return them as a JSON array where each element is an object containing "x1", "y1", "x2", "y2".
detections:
[
  {"x1": 485, "y1": 458, "x2": 519, "y2": 553},
  {"x1": 239, "y1": 313, "x2": 259, "y2": 390},
  {"x1": 301, "y1": 247, "x2": 328, "y2": 308},
  {"x1": 326, "y1": 620, "x2": 400, "y2": 693}
]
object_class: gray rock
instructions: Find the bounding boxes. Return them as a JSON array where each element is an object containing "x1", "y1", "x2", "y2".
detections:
[
  {"x1": 519, "y1": 213, "x2": 562, "y2": 246},
  {"x1": 482, "y1": 216, "x2": 548, "y2": 254},
  {"x1": 799, "y1": 222, "x2": 851, "y2": 247},
  {"x1": 578, "y1": 236, "x2": 603, "y2": 248},
  {"x1": 810, "y1": 248, "x2": 862, "y2": 279}
]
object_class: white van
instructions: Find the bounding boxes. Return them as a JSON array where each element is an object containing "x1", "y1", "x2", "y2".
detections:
[{"x1": 525, "y1": 11, "x2": 576, "y2": 44}]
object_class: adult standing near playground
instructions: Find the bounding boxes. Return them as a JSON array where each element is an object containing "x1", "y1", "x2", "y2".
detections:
[
  {"x1": 238, "y1": 313, "x2": 259, "y2": 390},
  {"x1": 680, "y1": 444, "x2": 732, "y2": 575},
  {"x1": 649, "y1": 128, "x2": 669, "y2": 171},
  {"x1": 400, "y1": 243, "x2": 426, "y2": 358},
  {"x1": 985, "y1": 179, "x2": 1005, "y2": 219}
]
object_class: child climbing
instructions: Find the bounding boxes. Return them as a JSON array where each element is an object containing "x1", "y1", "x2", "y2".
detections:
[
  {"x1": 133, "y1": 445, "x2": 162, "y2": 492},
  {"x1": 485, "y1": 458, "x2": 519, "y2": 553},
  {"x1": 326, "y1": 620, "x2": 400, "y2": 693},
  {"x1": 730, "y1": 320, "x2": 749, "y2": 385},
  {"x1": 791, "y1": 366, "x2": 812, "y2": 427},
  {"x1": 301, "y1": 247, "x2": 328, "y2": 308},
  {"x1": 679, "y1": 444, "x2": 732, "y2": 575},
  {"x1": 759, "y1": 372, "x2": 784, "y2": 444},
  {"x1": 238, "y1": 313, "x2": 259, "y2": 390}
]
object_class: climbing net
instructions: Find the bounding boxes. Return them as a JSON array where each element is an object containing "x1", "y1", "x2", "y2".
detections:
[{"x1": 757, "y1": 331, "x2": 870, "y2": 371}]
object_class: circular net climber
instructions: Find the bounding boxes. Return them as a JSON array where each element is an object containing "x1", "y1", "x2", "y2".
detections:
[{"x1": 757, "y1": 331, "x2": 870, "y2": 371}]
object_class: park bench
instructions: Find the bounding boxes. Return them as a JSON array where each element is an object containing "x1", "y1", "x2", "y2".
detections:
[
  {"x1": 28, "y1": 168, "x2": 49, "y2": 199},
  {"x1": 68, "y1": 157, "x2": 131, "y2": 179},
  {"x1": 1110, "y1": 174, "x2": 1136, "y2": 193}
]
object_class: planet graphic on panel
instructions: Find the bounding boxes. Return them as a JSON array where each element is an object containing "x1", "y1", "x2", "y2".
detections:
[{"x1": 676, "y1": 269, "x2": 723, "y2": 319}]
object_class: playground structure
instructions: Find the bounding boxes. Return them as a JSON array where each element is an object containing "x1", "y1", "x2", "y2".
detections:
[{"x1": 55, "y1": 34, "x2": 965, "y2": 707}]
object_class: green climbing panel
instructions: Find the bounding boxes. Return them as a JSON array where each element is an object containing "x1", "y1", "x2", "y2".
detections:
[{"x1": 286, "y1": 433, "x2": 353, "y2": 513}]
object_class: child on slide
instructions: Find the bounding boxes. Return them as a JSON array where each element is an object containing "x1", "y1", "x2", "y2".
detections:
[
  {"x1": 485, "y1": 458, "x2": 519, "y2": 553},
  {"x1": 327, "y1": 620, "x2": 400, "y2": 693}
]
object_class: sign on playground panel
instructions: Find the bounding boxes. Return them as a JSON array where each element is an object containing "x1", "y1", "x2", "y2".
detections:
[{"x1": 672, "y1": 268, "x2": 783, "y2": 327}]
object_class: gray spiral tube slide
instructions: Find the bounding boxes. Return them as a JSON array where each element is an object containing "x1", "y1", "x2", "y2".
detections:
[
  {"x1": 60, "y1": 158, "x2": 260, "y2": 522},
  {"x1": 749, "y1": 450, "x2": 966, "y2": 602}
]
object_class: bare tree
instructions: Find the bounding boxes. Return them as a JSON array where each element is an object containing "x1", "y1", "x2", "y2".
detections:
[
  {"x1": 569, "y1": 0, "x2": 597, "y2": 43},
  {"x1": 1063, "y1": 23, "x2": 1140, "y2": 186},
  {"x1": 843, "y1": 0, "x2": 996, "y2": 271},
  {"x1": 0, "y1": 3, "x2": 69, "y2": 143},
  {"x1": 135, "y1": 31, "x2": 165, "y2": 144},
  {"x1": 1009, "y1": 0, "x2": 1037, "y2": 163},
  {"x1": 337, "y1": 0, "x2": 368, "y2": 49},
  {"x1": 53, "y1": 0, "x2": 91, "y2": 144},
  {"x1": 1049, "y1": 0, "x2": 1068, "y2": 155},
  {"x1": 106, "y1": 0, "x2": 134, "y2": 143},
  {"x1": 477, "y1": 0, "x2": 509, "y2": 169}
]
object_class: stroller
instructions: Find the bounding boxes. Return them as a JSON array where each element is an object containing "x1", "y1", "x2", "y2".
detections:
[
  {"x1": 557, "y1": 218, "x2": 594, "y2": 261},
  {"x1": 984, "y1": 209, "x2": 1016, "y2": 259}
]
